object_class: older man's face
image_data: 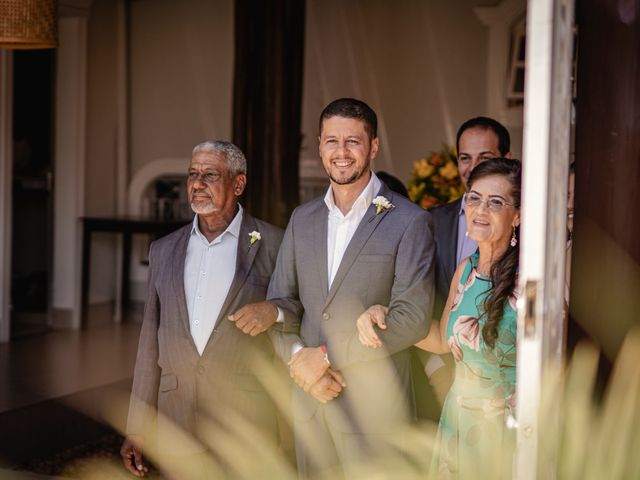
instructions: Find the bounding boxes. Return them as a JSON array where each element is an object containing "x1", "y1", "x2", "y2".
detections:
[{"x1": 187, "y1": 151, "x2": 245, "y2": 218}]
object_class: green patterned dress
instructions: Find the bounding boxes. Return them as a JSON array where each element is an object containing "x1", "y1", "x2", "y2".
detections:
[{"x1": 431, "y1": 252, "x2": 518, "y2": 479}]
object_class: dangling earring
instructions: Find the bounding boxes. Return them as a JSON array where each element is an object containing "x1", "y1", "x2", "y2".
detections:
[
  {"x1": 510, "y1": 226, "x2": 517, "y2": 247},
  {"x1": 465, "y1": 231, "x2": 469, "y2": 237}
]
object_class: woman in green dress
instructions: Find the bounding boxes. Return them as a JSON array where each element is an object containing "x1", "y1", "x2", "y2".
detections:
[{"x1": 357, "y1": 158, "x2": 521, "y2": 478}]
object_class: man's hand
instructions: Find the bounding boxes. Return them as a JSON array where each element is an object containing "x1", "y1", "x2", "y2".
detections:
[
  {"x1": 356, "y1": 305, "x2": 389, "y2": 348},
  {"x1": 120, "y1": 434, "x2": 148, "y2": 477},
  {"x1": 228, "y1": 301, "x2": 278, "y2": 336},
  {"x1": 288, "y1": 346, "x2": 331, "y2": 392},
  {"x1": 308, "y1": 369, "x2": 347, "y2": 403}
]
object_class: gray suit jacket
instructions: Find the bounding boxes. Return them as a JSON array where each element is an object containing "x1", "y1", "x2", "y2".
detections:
[
  {"x1": 430, "y1": 197, "x2": 461, "y2": 317},
  {"x1": 269, "y1": 183, "x2": 435, "y2": 434},
  {"x1": 126, "y1": 211, "x2": 284, "y2": 455}
]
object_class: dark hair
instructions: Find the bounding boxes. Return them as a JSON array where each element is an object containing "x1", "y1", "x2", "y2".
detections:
[
  {"x1": 319, "y1": 98, "x2": 378, "y2": 140},
  {"x1": 468, "y1": 158, "x2": 521, "y2": 348},
  {"x1": 376, "y1": 171, "x2": 408, "y2": 198},
  {"x1": 456, "y1": 117, "x2": 511, "y2": 157}
]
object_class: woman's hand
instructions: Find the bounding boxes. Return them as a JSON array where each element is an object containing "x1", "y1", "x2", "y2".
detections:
[{"x1": 356, "y1": 305, "x2": 389, "y2": 348}]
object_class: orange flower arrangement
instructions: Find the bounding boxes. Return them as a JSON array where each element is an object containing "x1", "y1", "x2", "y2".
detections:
[{"x1": 408, "y1": 144, "x2": 464, "y2": 209}]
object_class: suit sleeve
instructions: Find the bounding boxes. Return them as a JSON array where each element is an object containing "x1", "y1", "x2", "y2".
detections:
[
  {"x1": 268, "y1": 330, "x2": 303, "y2": 363},
  {"x1": 266, "y1": 209, "x2": 306, "y2": 362},
  {"x1": 267, "y1": 209, "x2": 304, "y2": 333},
  {"x1": 329, "y1": 210, "x2": 435, "y2": 370},
  {"x1": 126, "y1": 242, "x2": 161, "y2": 436}
]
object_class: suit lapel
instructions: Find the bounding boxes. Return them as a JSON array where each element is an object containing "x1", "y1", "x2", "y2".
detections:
[
  {"x1": 314, "y1": 203, "x2": 330, "y2": 300},
  {"x1": 211, "y1": 213, "x2": 260, "y2": 329},
  {"x1": 171, "y1": 224, "x2": 198, "y2": 353},
  {"x1": 445, "y1": 198, "x2": 461, "y2": 281},
  {"x1": 323, "y1": 184, "x2": 394, "y2": 309}
]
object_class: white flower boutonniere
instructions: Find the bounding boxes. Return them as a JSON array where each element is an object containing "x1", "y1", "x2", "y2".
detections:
[
  {"x1": 372, "y1": 195, "x2": 394, "y2": 215},
  {"x1": 248, "y1": 231, "x2": 261, "y2": 248}
]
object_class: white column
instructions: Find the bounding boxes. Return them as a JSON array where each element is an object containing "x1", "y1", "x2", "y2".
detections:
[
  {"x1": 113, "y1": 0, "x2": 129, "y2": 323},
  {"x1": 0, "y1": 51, "x2": 13, "y2": 342},
  {"x1": 51, "y1": 16, "x2": 88, "y2": 329}
]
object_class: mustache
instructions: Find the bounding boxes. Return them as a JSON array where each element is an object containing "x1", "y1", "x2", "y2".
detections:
[{"x1": 330, "y1": 156, "x2": 356, "y2": 162}]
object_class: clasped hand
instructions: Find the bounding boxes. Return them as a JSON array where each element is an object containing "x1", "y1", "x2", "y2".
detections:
[
  {"x1": 288, "y1": 347, "x2": 347, "y2": 403},
  {"x1": 228, "y1": 300, "x2": 278, "y2": 336},
  {"x1": 120, "y1": 434, "x2": 148, "y2": 477},
  {"x1": 356, "y1": 304, "x2": 389, "y2": 348}
]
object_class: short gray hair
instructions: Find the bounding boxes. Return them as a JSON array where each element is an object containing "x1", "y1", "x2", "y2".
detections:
[{"x1": 191, "y1": 141, "x2": 247, "y2": 176}]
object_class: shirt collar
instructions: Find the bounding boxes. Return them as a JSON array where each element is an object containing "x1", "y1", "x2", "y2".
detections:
[
  {"x1": 324, "y1": 170, "x2": 382, "y2": 216},
  {"x1": 458, "y1": 196, "x2": 467, "y2": 216},
  {"x1": 191, "y1": 204, "x2": 243, "y2": 244}
]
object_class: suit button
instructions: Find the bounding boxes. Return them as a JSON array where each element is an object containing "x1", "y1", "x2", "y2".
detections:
[
  {"x1": 197, "y1": 366, "x2": 205, "y2": 374},
  {"x1": 322, "y1": 312, "x2": 330, "y2": 320}
]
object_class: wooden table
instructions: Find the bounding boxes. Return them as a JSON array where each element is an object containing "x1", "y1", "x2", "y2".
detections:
[{"x1": 80, "y1": 216, "x2": 189, "y2": 327}]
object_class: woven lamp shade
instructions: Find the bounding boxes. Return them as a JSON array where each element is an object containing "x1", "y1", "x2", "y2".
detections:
[{"x1": 0, "y1": 0, "x2": 57, "y2": 49}]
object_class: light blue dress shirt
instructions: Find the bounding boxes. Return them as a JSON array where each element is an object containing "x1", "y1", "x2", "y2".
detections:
[
  {"x1": 184, "y1": 206, "x2": 242, "y2": 355},
  {"x1": 456, "y1": 202, "x2": 478, "y2": 266}
]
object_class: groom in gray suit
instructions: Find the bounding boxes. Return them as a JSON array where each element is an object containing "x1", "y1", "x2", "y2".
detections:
[
  {"x1": 239, "y1": 98, "x2": 435, "y2": 476},
  {"x1": 120, "y1": 141, "x2": 283, "y2": 478}
]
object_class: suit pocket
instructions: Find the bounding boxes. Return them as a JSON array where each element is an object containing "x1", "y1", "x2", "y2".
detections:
[
  {"x1": 246, "y1": 274, "x2": 270, "y2": 287},
  {"x1": 159, "y1": 373, "x2": 178, "y2": 392},
  {"x1": 358, "y1": 254, "x2": 394, "y2": 263}
]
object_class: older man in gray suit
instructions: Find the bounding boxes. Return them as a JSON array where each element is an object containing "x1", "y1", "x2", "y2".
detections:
[
  {"x1": 238, "y1": 98, "x2": 435, "y2": 477},
  {"x1": 120, "y1": 141, "x2": 283, "y2": 478}
]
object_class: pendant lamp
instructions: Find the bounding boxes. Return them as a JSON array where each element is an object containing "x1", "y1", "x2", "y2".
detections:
[{"x1": 0, "y1": 0, "x2": 57, "y2": 49}]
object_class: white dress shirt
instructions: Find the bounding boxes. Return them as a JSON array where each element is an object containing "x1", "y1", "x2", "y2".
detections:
[
  {"x1": 184, "y1": 206, "x2": 242, "y2": 355},
  {"x1": 325, "y1": 172, "x2": 382, "y2": 288},
  {"x1": 287, "y1": 172, "x2": 382, "y2": 356}
]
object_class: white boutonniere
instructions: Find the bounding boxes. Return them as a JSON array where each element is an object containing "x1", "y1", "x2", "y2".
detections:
[
  {"x1": 248, "y1": 231, "x2": 261, "y2": 248},
  {"x1": 372, "y1": 195, "x2": 394, "y2": 215}
]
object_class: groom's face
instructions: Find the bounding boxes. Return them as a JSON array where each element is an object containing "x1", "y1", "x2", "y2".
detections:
[{"x1": 319, "y1": 116, "x2": 379, "y2": 186}]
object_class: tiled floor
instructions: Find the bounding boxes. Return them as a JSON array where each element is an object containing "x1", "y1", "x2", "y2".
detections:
[
  {"x1": 0, "y1": 304, "x2": 143, "y2": 473},
  {"x1": 0, "y1": 304, "x2": 141, "y2": 414}
]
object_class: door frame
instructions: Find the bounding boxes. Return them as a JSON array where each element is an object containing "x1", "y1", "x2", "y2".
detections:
[
  {"x1": 515, "y1": 0, "x2": 575, "y2": 477},
  {"x1": 0, "y1": 51, "x2": 12, "y2": 343}
]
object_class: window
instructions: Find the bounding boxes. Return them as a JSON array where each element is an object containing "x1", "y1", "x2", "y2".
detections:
[{"x1": 507, "y1": 17, "x2": 526, "y2": 106}]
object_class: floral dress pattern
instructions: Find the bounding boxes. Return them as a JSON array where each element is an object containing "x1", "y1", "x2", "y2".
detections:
[{"x1": 430, "y1": 252, "x2": 518, "y2": 479}]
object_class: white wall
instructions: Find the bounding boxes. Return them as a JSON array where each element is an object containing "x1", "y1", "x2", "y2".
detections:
[
  {"x1": 82, "y1": 0, "x2": 118, "y2": 305},
  {"x1": 81, "y1": 0, "x2": 235, "y2": 302},
  {"x1": 127, "y1": 0, "x2": 235, "y2": 294},
  {"x1": 301, "y1": 0, "x2": 492, "y2": 184},
  {"x1": 129, "y1": 0, "x2": 234, "y2": 178},
  {"x1": 52, "y1": 15, "x2": 88, "y2": 326}
]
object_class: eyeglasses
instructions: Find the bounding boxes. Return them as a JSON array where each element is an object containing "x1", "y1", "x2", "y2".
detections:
[
  {"x1": 463, "y1": 192, "x2": 517, "y2": 212},
  {"x1": 188, "y1": 171, "x2": 224, "y2": 183}
]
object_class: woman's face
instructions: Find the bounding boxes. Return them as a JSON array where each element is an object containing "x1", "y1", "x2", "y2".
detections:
[{"x1": 465, "y1": 174, "x2": 520, "y2": 247}]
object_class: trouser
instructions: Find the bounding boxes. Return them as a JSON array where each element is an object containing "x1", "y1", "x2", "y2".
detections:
[
  {"x1": 293, "y1": 404, "x2": 403, "y2": 480},
  {"x1": 156, "y1": 451, "x2": 222, "y2": 480}
]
